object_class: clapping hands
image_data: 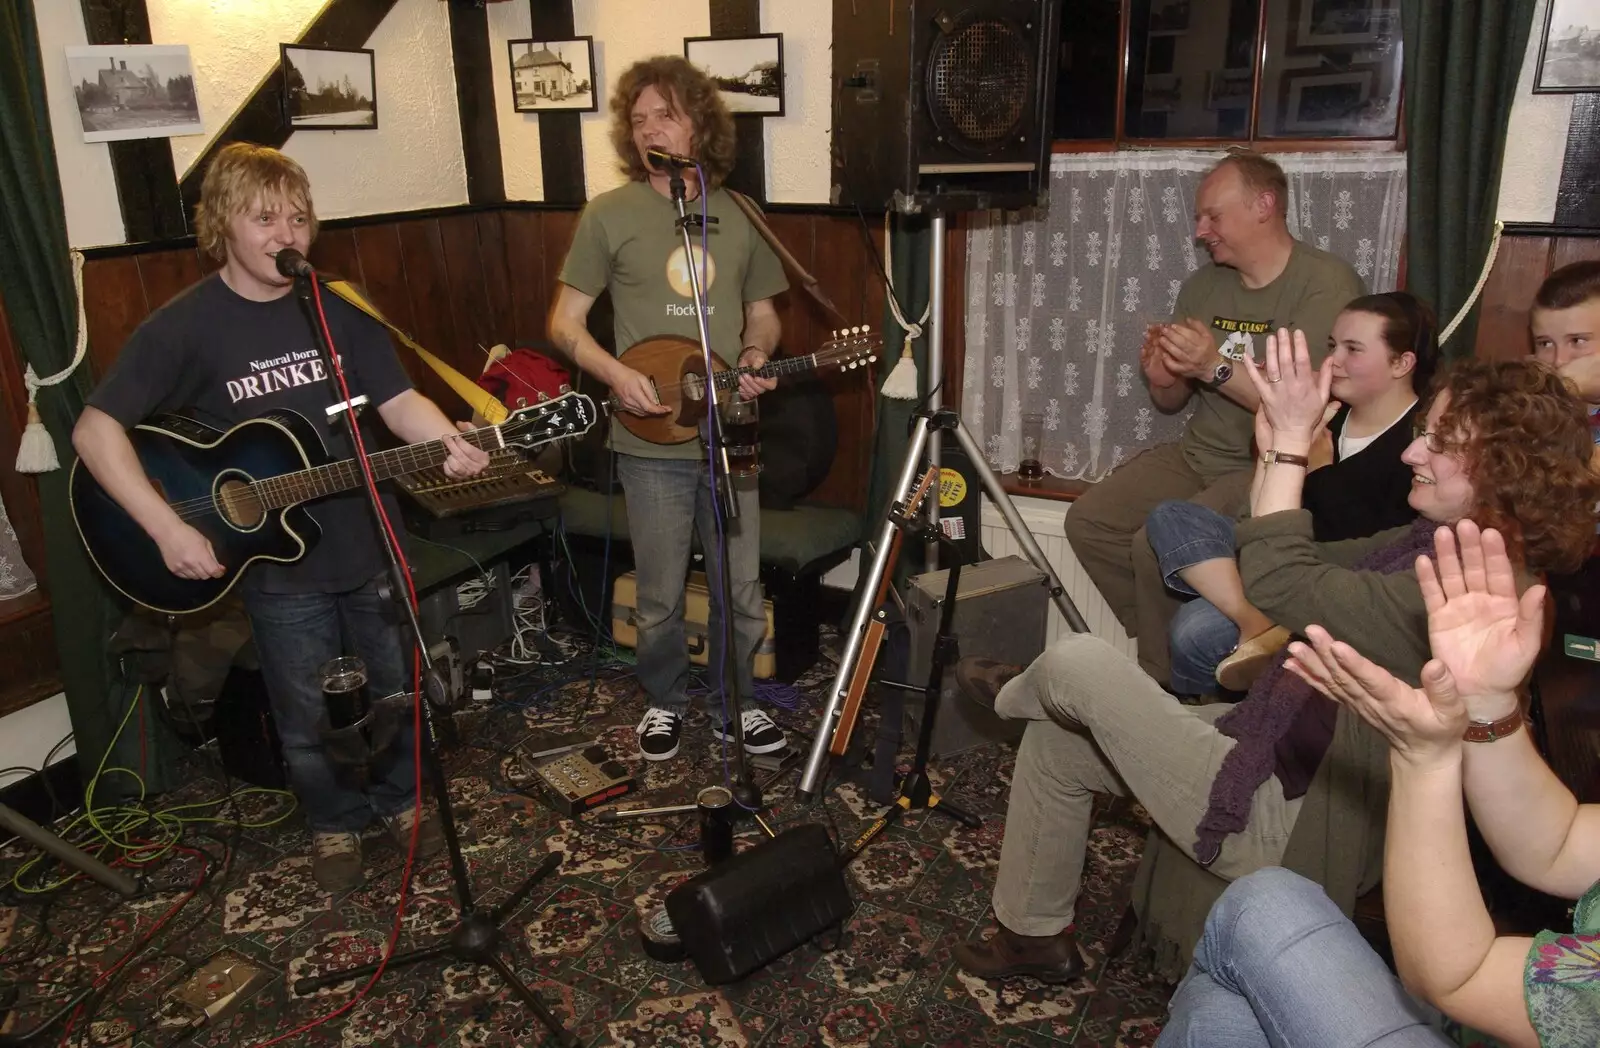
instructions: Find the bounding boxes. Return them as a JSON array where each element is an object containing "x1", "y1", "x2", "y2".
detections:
[{"x1": 1242, "y1": 327, "x2": 1333, "y2": 451}]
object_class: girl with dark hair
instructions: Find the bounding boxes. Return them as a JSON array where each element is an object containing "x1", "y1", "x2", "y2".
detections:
[{"x1": 1145, "y1": 291, "x2": 1439, "y2": 695}]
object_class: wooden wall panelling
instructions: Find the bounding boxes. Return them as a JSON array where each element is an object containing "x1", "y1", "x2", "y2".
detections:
[
  {"x1": 308, "y1": 228, "x2": 366, "y2": 286},
  {"x1": 1549, "y1": 236, "x2": 1600, "y2": 270},
  {"x1": 348, "y1": 223, "x2": 419, "y2": 337},
  {"x1": 436, "y1": 212, "x2": 500, "y2": 382},
  {"x1": 80, "y1": 255, "x2": 151, "y2": 383},
  {"x1": 391, "y1": 219, "x2": 461, "y2": 408},
  {"x1": 134, "y1": 249, "x2": 204, "y2": 317},
  {"x1": 474, "y1": 211, "x2": 516, "y2": 349},
  {"x1": 500, "y1": 210, "x2": 550, "y2": 347},
  {"x1": 1473, "y1": 235, "x2": 1552, "y2": 362}
]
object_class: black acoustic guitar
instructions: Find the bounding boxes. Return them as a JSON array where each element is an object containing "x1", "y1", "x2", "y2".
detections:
[{"x1": 71, "y1": 392, "x2": 596, "y2": 615}]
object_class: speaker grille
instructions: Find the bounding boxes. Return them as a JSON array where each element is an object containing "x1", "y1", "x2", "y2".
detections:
[{"x1": 926, "y1": 18, "x2": 1034, "y2": 152}]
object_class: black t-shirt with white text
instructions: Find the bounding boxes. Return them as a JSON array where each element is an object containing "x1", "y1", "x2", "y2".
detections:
[{"x1": 87, "y1": 273, "x2": 414, "y2": 594}]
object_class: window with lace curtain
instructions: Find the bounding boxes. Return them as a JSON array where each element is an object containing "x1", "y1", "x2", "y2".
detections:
[
  {"x1": 960, "y1": 150, "x2": 1406, "y2": 482},
  {"x1": 0, "y1": 493, "x2": 38, "y2": 602},
  {"x1": 1057, "y1": 0, "x2": 1404, "y2": 145}
]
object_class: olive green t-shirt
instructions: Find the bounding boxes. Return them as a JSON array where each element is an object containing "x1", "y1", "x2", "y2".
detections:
[
  {"x1": 558, "y1": 180, "x2": 789, "y2": 459},
  {"x1": 1175, "y1": 240, "x2": 1366, "y2": 479}
]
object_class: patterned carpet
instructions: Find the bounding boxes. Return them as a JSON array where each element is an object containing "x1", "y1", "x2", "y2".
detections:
[{"x1": 0, "y1": 656, "x2": 1173, "y2": 1048}]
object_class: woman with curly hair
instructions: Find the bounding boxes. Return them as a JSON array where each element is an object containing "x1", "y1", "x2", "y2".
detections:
[
  {"x1": 951, "y1": 342, "x2": 1598, "y2": 989},
  {"x1": 548, "y1": 55, "x2": 791, "y2": 762}
]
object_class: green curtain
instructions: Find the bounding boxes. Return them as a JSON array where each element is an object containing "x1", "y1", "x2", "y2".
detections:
[
  {"x1": 1402, "y1": 0, "x2": 1536, "y2": 357},
  {"x1": 0, "y1": 3, "x2": 129, "y2": 785},
  {"x1": 867, "y1": 214, "x2": 933, "y2": 580}
]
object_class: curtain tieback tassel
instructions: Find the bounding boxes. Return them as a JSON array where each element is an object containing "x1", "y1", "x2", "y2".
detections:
[
  {"x1": 15, "y1": 249, "x2": 89, "y2": 474},
  {"x1": 881, "y1": 327, "x2": 922, "y2": 400}
]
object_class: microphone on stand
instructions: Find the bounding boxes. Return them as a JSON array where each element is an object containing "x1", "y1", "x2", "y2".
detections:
[
  {"x1": 645, "y1": 147, "x2": 698, "y2": 170},
  {"x1": 274, "y1": 248, "x2": 315, "y2": 279}
]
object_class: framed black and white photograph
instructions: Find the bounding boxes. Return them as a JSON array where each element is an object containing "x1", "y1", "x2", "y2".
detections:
[
  {"x1": 683, "y1": 34, "x2": 784, "y2": 116},
  {"x1": 1281, "y1": 70, "x2": 1374, "y2": 134},
  {"x1": 507, "y1": 37, "x2": 596, "y2": 112},
  {"x1": 1206, "y1": 67, "x2": 1253, "y2": 110},
  {"x1": 280, "y1": 44, "x2": 377, "y2": 130},
  {"x1": 1289, "y1": 0, "x2": 1397, "y2": 51},
  {"x1": 1536, "y1": 0, "x2": 1600, "y2": 93},
  {"x1": 65, "y1": 44, "x2": 203, "y2": 143}
]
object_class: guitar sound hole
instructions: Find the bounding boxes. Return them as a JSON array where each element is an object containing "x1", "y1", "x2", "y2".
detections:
[
  {"x1": 681, "y1": 370, "x2": 706, "y2": 403},
  {"x1": 217, "y1": 479, "x2": 265, "y2": 529}
]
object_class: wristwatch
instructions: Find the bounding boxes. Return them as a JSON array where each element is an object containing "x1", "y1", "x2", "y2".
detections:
[
  {"x1": 1260, "y1": 450, "x2": 1310, "y2": 468},
  {"x1": 1463, "y1": 707, "x2": 1526, "y2": 744},
  {"x1": 1206, "y1": 361, "x2": 1233, "y2": 388}
]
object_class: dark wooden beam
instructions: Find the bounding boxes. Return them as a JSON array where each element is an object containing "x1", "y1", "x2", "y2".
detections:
[
  {"x1": 175, "y1": 0, "x2": 399, "y2": 221},
  {"x1": 1555, "y1": 96, "x2": 1600, "y2": 230},
  {"x1": 529, "y1": 0, "x2": 585, "y2": 204},
  {"x1": 79, "y1": 0, "x2": 186, "y2": 241},
  {"x1": 448, "y1": 1, "x2": 505, "y2": 204},
  {"x1": 708, "y1": 0, "x2": 766, "y2": 203}
]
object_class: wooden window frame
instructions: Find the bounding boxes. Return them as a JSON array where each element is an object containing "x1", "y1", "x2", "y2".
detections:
[{"x1": 1058, "y1": 0, "x2": 1406, "y2": 155}]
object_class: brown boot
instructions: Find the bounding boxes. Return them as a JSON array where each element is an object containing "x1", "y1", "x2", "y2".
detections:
[
  {"x1": 953, "y1": 657, "x2": 1024, "y2": 711},
  {"x1": 952, "y1": 923, "x2": 1087, "y2": 984},
  {"x1": 1215, "y1": 626, "x2": 1291, "y2": 692}
]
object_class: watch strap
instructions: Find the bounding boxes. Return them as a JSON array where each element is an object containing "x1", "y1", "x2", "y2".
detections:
[
  {"x1": 1463, "y1": 707, "x2": 1526, "y2": 744},
  {"x1": 1261, "y1": 450, "x2": 1310, "y2": 467}
]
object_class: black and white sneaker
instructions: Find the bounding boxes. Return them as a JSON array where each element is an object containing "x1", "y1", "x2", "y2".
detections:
[
  {"x1": 636, "y1": 707, "x2": 684, "y2": 761},
  {"x1": 712, "y1": 708, "x2": 788, "y2": 755}
]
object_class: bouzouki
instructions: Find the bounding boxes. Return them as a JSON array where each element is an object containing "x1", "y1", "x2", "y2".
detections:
[
  {"x1": 71, "y1": 391, "x2": 597, "y2": 616},
  {"x1": 828, "y1": 466, "x2": 939, "y2": 757},
  {"x1": 609, "y1": 327, "x2": 879, "y2": 445}
]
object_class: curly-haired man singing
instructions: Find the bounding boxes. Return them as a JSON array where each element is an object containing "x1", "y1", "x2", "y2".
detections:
[{"x1": 549, "y1": 56, "x2": 790, "y2": 762}]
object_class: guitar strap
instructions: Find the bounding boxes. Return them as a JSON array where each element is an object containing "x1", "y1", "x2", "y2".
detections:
[
  {"x1": 725, "y1": 190, "x2": 849, "y2": 327},
  {"x1": 321, "y1": 279, "x2": 511, "y2": 424}
]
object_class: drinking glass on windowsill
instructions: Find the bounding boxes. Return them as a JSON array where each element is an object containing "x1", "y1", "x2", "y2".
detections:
[{"x1": 1019, "y1": 412, "x2": 1045, "y2": 482}]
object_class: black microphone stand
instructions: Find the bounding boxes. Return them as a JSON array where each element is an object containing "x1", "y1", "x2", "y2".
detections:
[
  {"x1": 283, "y1": 267, "x2": 578, "y2": 1047},
  {"x1": 663, "y1": 165, "x2": 761, "y2": 812}
]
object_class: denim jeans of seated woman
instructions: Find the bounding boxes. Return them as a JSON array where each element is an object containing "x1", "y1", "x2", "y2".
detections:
[
  {"x1": 1156, "y1": 867, "x2": 1449, "y2": 1048},
  {"x1": 242, "y1": 575, "x2": 418, "y2": 833},
  {"x1": 1144, "y1": 500, "x2": 1246, "y2": 695}
]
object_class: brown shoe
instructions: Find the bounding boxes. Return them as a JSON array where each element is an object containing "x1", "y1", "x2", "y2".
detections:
[
  {"x1": 383, "y1": 805, "x2": 445, "y2": 859},
  {"x1": 952, "y1": 923, "x2": 1087, "y2": 984},
  {"x1": 311, "y1": 831, "x2": 364, "y2": 891},
  {"x1": 1215, "y1": 626, "x2": 1291, "y2": 692},
  {"x1": 953, "y1": 657, "x2": 1024, "y2": 711}
]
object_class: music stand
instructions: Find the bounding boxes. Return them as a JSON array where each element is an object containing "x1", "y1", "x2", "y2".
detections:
[{"x1": 283, "y1": 272, "x2": 578, "y2": 1047}]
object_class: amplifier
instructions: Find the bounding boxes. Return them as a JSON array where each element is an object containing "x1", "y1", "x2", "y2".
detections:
[
  {"x1": 665, "y1": 822, "x2": 853, "y2": 984},
  {"x1": 612, "y1": 571, "x2": 777, "y2": 679},
  {"x1": 904, "y1": 555, "x2": 1048, "y2": 756}
]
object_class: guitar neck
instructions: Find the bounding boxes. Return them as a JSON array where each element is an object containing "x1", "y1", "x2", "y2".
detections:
[
  {"x1": 714, "y1": 353, "x2": 818, "y2": 389},
  {"x1": 256, "y1": 426, "x2": 504, "y2": 509}
]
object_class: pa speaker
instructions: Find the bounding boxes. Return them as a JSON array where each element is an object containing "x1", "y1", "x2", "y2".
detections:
[{"x1": 832, "y1": 0, "x2": 1062, "y2": 213}]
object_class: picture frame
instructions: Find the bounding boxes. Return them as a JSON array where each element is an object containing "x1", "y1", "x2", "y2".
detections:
[
  {"x1": 1288, "y1": 0, "x2": 1396, "y2": 53},
  {"x1": 65, "y1": 44, "x2": 204, "y2": 143},
  {"x1": 1535, "y1": 0, "x2": 1600, "y2": 93},
  {"x1": 1280, "y1": 69, "x2": 1375, "y2": 135},
  {"x1": 507, "y1": 37, "x2": 597, "y2": 113},
  {"x1": 1148, "y1": 0, "x2": 1191, "y2": 34},
  {"x1": 280, "y1": 43, "x2": 377, "y2": 130},
  {"x1": 683, "y1": 33, "x2": 785, "y2": 116},
  {"x1": 1205, "y1": 67, "x2": 1253, "y2": 110}
]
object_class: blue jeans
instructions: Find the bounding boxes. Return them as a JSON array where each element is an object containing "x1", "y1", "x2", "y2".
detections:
[
  {"x1": 616, "y1": 454, "x2": 764, "y2": 714},
  {"x1": 1157, "y1": 868, "x2": 1449, "y2": 1048},
  {"x1": 1146, "y1": 500, "x2": 1243, "y2": 695},
  {"x1": 243, "y1": 576, "x2": 418, "y2": 832}
]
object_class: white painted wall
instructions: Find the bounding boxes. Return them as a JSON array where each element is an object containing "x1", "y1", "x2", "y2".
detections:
[
  {"x1": 0, "y1": 694, "x2": 74, "y2": 791},
  {"x1": 1498, "y1": 0, "x2": 1575, "y2": 224},
  {"x1": 37, "y1": 0, "x2": 838, "y2": 246},
  {"x1": 33, "y1": 0, "x2": 124, "y2": 248}
]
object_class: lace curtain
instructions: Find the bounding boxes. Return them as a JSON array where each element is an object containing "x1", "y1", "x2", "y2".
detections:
[
  {"x1": 0, "y1": 493, "x2": 37, "y2": 601},
  {"x1": 962, "y1": 150, "x2": 1408, "y2": 481}
]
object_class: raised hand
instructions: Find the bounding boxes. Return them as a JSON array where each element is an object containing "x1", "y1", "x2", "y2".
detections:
[
  {"x1": 1286, "y1": 626, "x2": 1467, "y2": 770},
  {"x1": 1417, "y1": 521, "x2": 1545, "y2": 722},
  {"x1": 1242, "y1": 327, "x2": 1333, "y2": 447}
]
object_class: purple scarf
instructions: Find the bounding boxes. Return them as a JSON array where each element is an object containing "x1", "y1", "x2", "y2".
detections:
[{"x1": 1191, "y1": 518, "x2": 1435, "y2": 866}]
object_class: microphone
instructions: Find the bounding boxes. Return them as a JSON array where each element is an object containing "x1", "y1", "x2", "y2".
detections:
[
  {"x1": 274, "y1": 248, "x2": 315, "y2": 279},
  {"x1": 645, "y1": 147, "x2": 698, "y2": 170}
]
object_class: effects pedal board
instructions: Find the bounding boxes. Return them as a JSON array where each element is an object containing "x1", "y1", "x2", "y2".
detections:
[{"x1": 522, "y1": 739, "x2": 636, "y2": 816}]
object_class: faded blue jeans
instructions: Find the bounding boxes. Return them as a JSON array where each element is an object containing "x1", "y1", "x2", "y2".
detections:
[
  {"x1": 1158, "y1": 867, "x2": 1450, "y2": 1048},
  {"x1": 1145, "y1": 500, "x2": 1244, "y2": 695},
  {"x1": 242, "y1": 575, "x2": 418, "y2": 833},
  {"x1": 616, "y1": 454, "x2": 765, "y2": 715}
]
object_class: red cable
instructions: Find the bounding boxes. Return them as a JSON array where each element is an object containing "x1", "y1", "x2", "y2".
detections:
[{"x1": 246, "y1": 276, "x2": 429, "y2": 1047}]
